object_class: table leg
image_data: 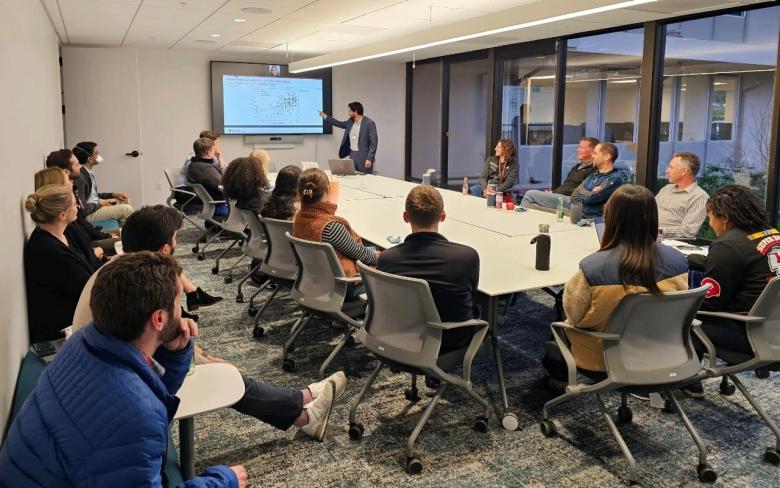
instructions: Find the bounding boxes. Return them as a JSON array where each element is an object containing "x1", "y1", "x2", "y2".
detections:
[
  {"x1": 179, "y1": 418, "x2": 195, "y2": 480},
  {"x1": 487, "y1": 295, "x2": 518, "y2": 431}
]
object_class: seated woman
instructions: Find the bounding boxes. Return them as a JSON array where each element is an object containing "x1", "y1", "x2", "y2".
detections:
[
  {"x1": 292, "y1": 168, "x2": 379, "y2": 299},
  {"x1": 261, "y1": 164, "x2": 302, "y2": 220},
  {"x1": 542, "y1": 185, "x2": 689, "y2": 382},
  {"x1": 24, "y1": 182, "x2": 101, "y2": 343},
  {"x1": 470, "y1": 139, "x2": 519, "y2": 200},
  {"x1": 249, "y1": 148, "x2": 272, "y2": 174},
  {"x1": 222, "y1": 156, "x2": 271, "y2": 213},
  {"x1": 686, "y1": 185, "x2": 780, "y2": 397}
]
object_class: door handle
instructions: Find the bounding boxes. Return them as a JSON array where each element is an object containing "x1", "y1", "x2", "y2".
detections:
[{"x1": 125, "y1": 150, "x2": 141, "y2": 157}]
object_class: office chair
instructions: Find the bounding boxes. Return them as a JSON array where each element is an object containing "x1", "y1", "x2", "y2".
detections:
[
  {"x1": 694, "y1": 277, "x2": 780, "y2": 465},
  {"x1": 210, "y1": 199, "x2": 248, "y2": 276},
  {"x1": 541, "y1": 287, "x2": 716, "y2": 485},
  {"x1": 349, "y1": 262, "x2": 491, "y2": 474},
  {"x1": 163, "y1": 168, "x2": 202, "y2": 231},
  {"x1": 233, "y1": 209, "x2": 268, "y2": 302},
  {"x1": 285, "y1": 233, "x2": 366, "y2": 379}
]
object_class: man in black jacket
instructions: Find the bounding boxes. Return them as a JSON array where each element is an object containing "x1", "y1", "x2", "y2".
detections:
[
  {"x1": 45, "y1": 149, "x2": 119, "y2": 256},
  {"x1": 187, "y1": 137, "x2": 223, "y2": 200}
]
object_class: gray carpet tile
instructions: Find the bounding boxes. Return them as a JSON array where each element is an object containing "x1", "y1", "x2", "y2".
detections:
[{"x1": 175, "y1": 221, "x2": 780, "y2": 487}]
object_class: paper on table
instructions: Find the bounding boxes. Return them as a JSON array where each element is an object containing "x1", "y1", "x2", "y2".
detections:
[{"x1": 662, "y1": 239, "x2": 709, "y2": 256}]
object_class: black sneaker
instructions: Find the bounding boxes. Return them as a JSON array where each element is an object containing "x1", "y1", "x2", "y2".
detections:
[
  {"x1": 187, "y1": 287, "x2": 223, "y2": 310},
  {"x1": 681, "y1": 382, "x2": 705, "y2": 399},
  {"x1": 181, "y1": 307, "x2": 199, "y2": 322},
  {"x1": 424, "y1": 376, "x2": 441, "y2": 397}
]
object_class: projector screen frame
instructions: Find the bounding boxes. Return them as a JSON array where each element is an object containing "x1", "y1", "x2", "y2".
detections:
[{"x1": 210, "y1": 61, "x2": 333, "y2": 136}]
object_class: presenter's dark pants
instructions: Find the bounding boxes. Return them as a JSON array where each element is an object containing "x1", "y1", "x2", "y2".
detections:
[
  {"x1": 232, "y1": 375, "x2": 303, "y2": 430},
  {"x1": 350, "y1": 150, "x2": 373, "y2": 174}
]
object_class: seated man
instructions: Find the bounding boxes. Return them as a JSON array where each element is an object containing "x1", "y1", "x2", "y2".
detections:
[
  {"x1": 71, "y1": 205, "x2": 344, "y2": 441},
  {"x1": 570, "y1": 142, "x2": 625, "y2": 219},
  {"x1": 0, "y1": 252, "x2": 247, "y2": 487},
  {"x1": 656, "y1": 152, "x2": 709, "y2": 239},
  {"x1": 377, "y1": 185, "x2": 480, "y2": 390},
  {"x1": 73, "y1": 141, "x2": 135, "y2": 225},
  {"x1": 187, "y1": 137, "x2": 228, "y2": 218},
  {"x1": 520, "y1": 137, "x2": 598, "y2": 210},
  {"x1": 179, "y1": 129, "x2": 226, "y2": 186}
]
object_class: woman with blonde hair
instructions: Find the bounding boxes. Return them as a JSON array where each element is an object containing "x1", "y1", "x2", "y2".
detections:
[
  {"x1": 24, "y1": 183, "x2": 101, "y2": 343},
  {"x1": 249, "y1": 148, "x2": 272, "y2": 174}
]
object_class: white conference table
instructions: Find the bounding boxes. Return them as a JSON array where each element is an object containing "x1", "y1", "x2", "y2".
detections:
[
  {"x1": 333, "y1": 174, "x2": 600, "y2": 429},
  {"x1": 175, "y1": 363, "x2": 245, "y2": 480}
]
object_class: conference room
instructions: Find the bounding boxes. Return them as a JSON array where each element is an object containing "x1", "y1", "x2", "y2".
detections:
[{"x1": 3, "y1": 0, "x2": 780, "y2": 486}]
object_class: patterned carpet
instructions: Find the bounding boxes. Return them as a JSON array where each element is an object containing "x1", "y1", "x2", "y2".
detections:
[{"x1": 174, "y1": 221, "x2": 780, "y2": 487}]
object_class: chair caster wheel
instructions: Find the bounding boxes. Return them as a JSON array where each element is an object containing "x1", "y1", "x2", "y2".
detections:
[
  {"x1": 197, "y1": 254, "x2": 205, "y2": 261},
  {"x1": 404, "y1": 388, "x2": 420, "y2": 403},
  {"x1": 191, "y1": 247, "x2": 199, "y2": 253},
  {"x1": 540, "y1": 419, "x2": 556, "y2": 437},
  {"x1": 473, "y1": 416, "x2": 489, "y2": 433},
  {"x1": 211, "y1": 267, "x2": 219, "y2": 275},
  {"x1": 224, "y1": 277, "x2": 233, "y2": 284},
  {"x1": 406, "y1": 456, "x2": 423, "y2": 475},
  {"x1": 236, "y1": 294, "x2": 243, "y2": 303},
  {"x1": 348, "y1": 422, "x2": 364, "y2": 440},
  {"x1": 247, "y1": 307, "x2": 257, "y2": 316},
  {"x1": 502, "y1": 412, "x2": 519, "y2": 431},
  {"x1": 662, "y1": 399, "x2": 675, "y2": 414},
  {"x1": 282, "y1": 357, "x2": 296, "y2": 372},
  {"x1": 720, "y1": 382, "x2": 736, "y2": 396},
  {"x1": 346, "y1": 336, "x2": 356, "y2": 347},
  {"x1": 696, "y1": 463, "x2": 717, "y2": 483},
  {"x1": 756, "y1": 368, "x2": 771, "y2": 379},
  {"x1": 252, "y1": 326, "x2": 264, "y2": 338},
  {"x1": 617, "y1": 405, "x2": 633, "y2": 424},
  {"x1": 764, "y1": 448, "x2": 780, "y2": 465}
]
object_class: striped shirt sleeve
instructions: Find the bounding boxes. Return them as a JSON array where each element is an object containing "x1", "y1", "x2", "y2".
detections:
[{"x1": 322, "y1": 221, "x2": 378, "y2": 265}]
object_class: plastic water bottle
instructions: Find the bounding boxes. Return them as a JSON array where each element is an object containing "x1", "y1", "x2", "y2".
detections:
[
  {"x1": 496, "y1": 192, "x2": 503, "y2": 209},
  {"x1": 556, "y1": 196, "x2": 565, "y2": 222},
  {"x1": 530, "y1": 224, "x2": 551, "y2": 271},
  {"x1": 462, "y1": 177, "x2": 469, "y2": 195}
]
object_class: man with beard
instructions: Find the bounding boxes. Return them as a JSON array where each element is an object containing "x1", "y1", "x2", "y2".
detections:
[{"x1": 0, "y1": 252, "x2": 247, "y2": 487}]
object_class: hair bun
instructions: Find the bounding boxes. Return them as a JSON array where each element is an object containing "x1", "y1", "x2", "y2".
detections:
[{"x1": 24, "y1": 194, "x2": 40, "y2": 212}]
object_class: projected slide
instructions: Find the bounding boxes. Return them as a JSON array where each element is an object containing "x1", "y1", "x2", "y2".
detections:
[{"x1": 222, "y1": 75, "x2": 324, "y2": 134}]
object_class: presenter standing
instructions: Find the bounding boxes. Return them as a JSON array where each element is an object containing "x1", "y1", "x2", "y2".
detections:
[{"x1": 319, "y1": 102, "x2": 378, "y2": 174}]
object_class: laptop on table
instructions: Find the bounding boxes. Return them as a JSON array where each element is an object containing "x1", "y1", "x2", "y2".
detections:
[{"x1": 328, "y1": 158, "x2": 357, "y2": 176}]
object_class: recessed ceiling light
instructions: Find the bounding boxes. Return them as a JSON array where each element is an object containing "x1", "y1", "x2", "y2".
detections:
[
  {"x1": 233, "y1": 18, "x2": 247, "y2": 22},
  {"x1": 241, "y1": 7, "x2": 271, "y2": 15},
  {"x1": 210, "y1": 34, "x2": 221, "y2": 38}
]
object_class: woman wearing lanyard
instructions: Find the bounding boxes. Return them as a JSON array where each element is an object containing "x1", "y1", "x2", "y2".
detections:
[{"x1": 470, "y1": 139, "x2": 519, "y2": 200}]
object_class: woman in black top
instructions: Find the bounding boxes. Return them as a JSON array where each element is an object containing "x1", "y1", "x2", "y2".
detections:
[
  {"x1": 688, "y1": 185, "x2": 780, "y2": 394},
  {"x1": 222, "y1": 156, "x2": 271, "y2": 213},
  {"x1": 24, "y1": 183, "x2": 101, "y2": 343},
  {"x1": 261, "y1": 165, "x2": 301, "y2": 220}
]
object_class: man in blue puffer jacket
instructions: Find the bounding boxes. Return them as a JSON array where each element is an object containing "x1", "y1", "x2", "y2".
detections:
[{"x1": 0, "y1": 252, "x2": 246, "y2": 487}]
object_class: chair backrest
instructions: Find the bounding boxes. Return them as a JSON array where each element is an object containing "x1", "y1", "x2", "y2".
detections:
[
  {"x1": 258, "y1": 217, "x2": 297, "y2": 281},
  {"x1": 286, "y1": 232, "x2": 349, "y2": 314},
  {"x1": 357, "y1": 262, "x2": 444, "y2": 370},
  {"x1": 223, "y1": 200, "x2": 247, "y2": 234},
  {"x1": 237, "y1": 209, "x2": 268, "y2": 260},
  {"x1": 745, "y1": 277, "x2": 780, "y2": 362},
  {"x1": 190, "y1": 183, "x2": 219, "y2": 222},
  {"x1": 601, "y1": 286, "x2": 708, "y2": 386},
  {"x1": 163, "y1": 168, "x2": 177, "y2": 190}
]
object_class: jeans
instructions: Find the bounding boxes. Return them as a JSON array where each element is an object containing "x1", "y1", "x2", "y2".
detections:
[
  {"x1": 346, "y1": 283, "x2": 366, "y2": 301},
  {"x1": 520, "y1": 190, "x2": 570, "y2": 211},
  {"x1": 232, "y1": 375, "x2": 304, "y2": 431},
  {"x1": 693, "y1": 316, "x2": 753, "y2": 358}
]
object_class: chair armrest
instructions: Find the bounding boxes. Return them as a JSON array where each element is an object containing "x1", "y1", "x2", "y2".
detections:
[
  {"x1": 172, "y1": 188, "x2": 196, "y2": 196},
  {"x1": 691, "y1": 322, "x2": 717, "y2": 364},
  {"x1": 427, "y1": 319, "x2": 488, "y2": 331},
  {"x1": 696, "y1": 310, "x2": 765, "y2": 323},
  {"x1": 549, "y1": 324, "x2": 579, "y2": 387},
  {"x1": 334, "y1": 276, "x2": 362, "y2": 284},
  {"x1": 551, "y1": 322, "x2": 621, "y2": 341},
  {"x1": 211, "y1": 199, "x2": 226, "y2": 205}
]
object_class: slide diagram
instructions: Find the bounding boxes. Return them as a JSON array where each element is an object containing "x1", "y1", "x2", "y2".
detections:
[{"x1": 223, "y1": 75, "x2": 323, "y2": 134}]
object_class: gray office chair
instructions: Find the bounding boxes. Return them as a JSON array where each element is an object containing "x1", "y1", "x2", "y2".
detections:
[
  {"x1": 163, "y1": 168, "x2": 202, "y2": 230},
  {"x1": 541, "y1": 286, "x2": 716, "y2": 485},
  {"x1": 211, "y1": 199, "x2": 249, "y2": 277},
  {"x1": 190, "y1": 183, "x2": 226, "y2": 257},
  {"x1": 233, "y1": 209, "x2": 268, "y2": 303},
  {"x1": 249, "y1": 217, "x2": 298, "y2": 338},
  {"x1": 694, "y1": 277, "x2": 780, "y2": 465},
  {"x1": 285, "y1": 233, "x2": 366, "y2": 379},
  {"x1": 349, "y1": 262, "x2": 491, "y2": 474}
]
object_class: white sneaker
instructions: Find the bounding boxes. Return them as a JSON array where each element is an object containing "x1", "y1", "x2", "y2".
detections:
[
  {"x1": 309, "y1": 371, "x2": 347, "y2": 400},
  {"x1": 301, "y1": 380, "x2": 335, "y2": 442}
]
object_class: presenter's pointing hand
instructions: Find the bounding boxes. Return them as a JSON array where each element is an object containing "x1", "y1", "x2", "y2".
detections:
[{"x1": 318, "y1": 111, "x2": 327, "y2": 119}]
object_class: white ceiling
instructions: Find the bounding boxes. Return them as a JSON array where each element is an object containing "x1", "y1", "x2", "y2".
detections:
[{"x1": 41, "y1": 0, "x2": 774, "y2": 65}]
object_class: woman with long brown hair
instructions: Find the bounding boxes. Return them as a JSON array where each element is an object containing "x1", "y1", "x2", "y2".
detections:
[
  {"x1": 542, "y1": 184, "x2": 689, "y2": 381},
  {"x1": 222, "y1": 156, "x2": 271, "y2": 213},
  {"x1": 470, "y1": 138, "x2": 518, "y2": 199}
]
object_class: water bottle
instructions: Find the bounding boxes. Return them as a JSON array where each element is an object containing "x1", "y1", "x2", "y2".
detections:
[
  {"x1": 486, "y1": 184, "x2": 497, "y2": 207},
  {"x1": 462, "y1": 177, "x2": 469, "y2": 195},
  {"x1": 496, "y1": 191, "x2": 504, "y2": 209},
  {"x1": 530, "y1": 224, "x2": 551, "y2": 271},
  {"x1": 556, "y1": 196, "x2": 565, "y2": 222},
  {"x1": 422, "y1": 173, "x2": 432, "y2": 185}
]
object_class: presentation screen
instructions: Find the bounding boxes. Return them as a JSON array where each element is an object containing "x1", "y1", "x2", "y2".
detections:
[{"x1": 211, "y1": 62, "x2": 332, "y2": 135}]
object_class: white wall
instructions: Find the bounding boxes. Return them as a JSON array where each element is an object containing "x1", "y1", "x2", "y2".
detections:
[
  {"x1": 62, "y1": 47, "x2": 406, "y2": 206},
  {"x1": 0, "y1": 0, "x2": 63, "y2": 435}
]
